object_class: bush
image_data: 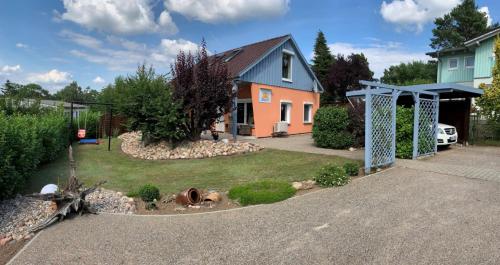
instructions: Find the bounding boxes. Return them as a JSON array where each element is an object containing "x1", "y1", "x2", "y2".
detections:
[
  {"x1": 0, "y1": 110, "x2": 68, "y2": 200},
  {"x1": 312, "y1": 106, "x2": 354, "y2": 149},
  {"x1": 396, "y1": 106, "x2": 414, "y2": 159},
  {"x1": 228, "y1": 180, "x2": 296, "y2": 206},
  {"x1": 120, "y1": 65, "x2": 186, "y2": 146},
  {"x1": 138, "y1": 184, "x2": 160, "y2": 202},
  {"x1": 314, "y1": 165, "x2": 349, "y2": 187},
  {"x1": 343, "y1": 162, "x2": 359, "y2": 176}
]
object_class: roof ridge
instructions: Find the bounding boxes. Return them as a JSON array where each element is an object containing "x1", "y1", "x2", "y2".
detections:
[{"x1": 215, "y1": 34, "x2": 290, "y2": 56}]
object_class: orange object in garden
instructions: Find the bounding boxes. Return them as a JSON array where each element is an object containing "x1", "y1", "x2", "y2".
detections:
[{"x1": 77, "y1": 129, "x2": 86, "y2": 138}]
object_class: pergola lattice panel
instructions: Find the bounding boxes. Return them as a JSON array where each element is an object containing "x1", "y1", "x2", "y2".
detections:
[
  {"x1": 417, "y1": 98, "x2": 438, "y2": 157},
  {"x1": 370, "y1": 94, "x2": 394, "y2": 167}
]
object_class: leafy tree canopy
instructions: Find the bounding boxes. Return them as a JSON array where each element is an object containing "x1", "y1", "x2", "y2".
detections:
[
  {"x1": 381, "y1": 61, "x2": 437, "y2": 86},
  {"x1": 53, "y1": 81, "x2": 99, "y2": 103},
  {"x1": 323, "y1": 53, "x2": 373, "y2": 104},
  {"x1": 430, "y1": 0, "x2": 490, "y2": 50},
  {"x1": 1, "y1": 81, "x2": 51, "y2": 99},
  {"x1": 171, "y1": 39, "x2": 234, "y2": 141},
  {"x1": 312, "y1": 30, "x2": 334, "y2": 86}
]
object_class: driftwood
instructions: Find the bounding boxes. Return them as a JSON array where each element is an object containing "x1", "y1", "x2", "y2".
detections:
[{"x1": 28, "y1": 146, "x2": 106, "y2": 233}]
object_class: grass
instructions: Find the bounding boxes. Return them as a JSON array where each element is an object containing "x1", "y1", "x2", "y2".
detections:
[
  {"x1": 228, "y1": 180, "x2": 296, "y2": 206},
  {"x1": 27, "y1": 139, "x2": 359, "y2": 195}
]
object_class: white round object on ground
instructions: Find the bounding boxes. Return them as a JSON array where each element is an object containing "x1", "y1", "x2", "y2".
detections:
[{"x1": 40, "y1": 184, "x2": 58, "y2": 194}]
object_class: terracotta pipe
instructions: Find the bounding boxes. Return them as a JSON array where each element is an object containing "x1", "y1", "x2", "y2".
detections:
[{"x1": 175, "y1": 188, "x2": 202, "y2": 205}]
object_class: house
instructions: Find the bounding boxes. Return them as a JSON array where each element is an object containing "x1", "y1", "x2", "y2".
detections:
[
  {"x1": 214, "y1": 34, "x2": 324, "y2": 138},
  {"x1": 427, "y1": 27, "x2": 499, "y2": 88},
  {"x1": 425, "y1": 28, "x2": 499, "y2": 143}
]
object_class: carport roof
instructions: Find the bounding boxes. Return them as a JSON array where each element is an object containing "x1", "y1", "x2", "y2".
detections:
[
  {"x1": 404, "y1": 83, "x2": 483, "y2": 99},
  {"x1": 347, "y1": 81, "x2": 483, "y2": 99}
]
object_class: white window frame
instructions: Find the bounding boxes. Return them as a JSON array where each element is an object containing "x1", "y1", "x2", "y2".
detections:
[
  {"x1": 464, "y1": 56, "x2": 475, "y2": 69},
  {"x1": 282, "y1": 49, "x2": 294, "y2": 82},
  {"x1": 448, "y1": 57, "x2": 459, "y2": 70},
  {"x1": 280, "y1": 100, "x2": 292, "y2": 124},
  {"x1": 237, "y1": 99, "x2": 252, "y2": 125},
  {"x1": 303, "y1": 102, "x2": 313, "y2": 123}
]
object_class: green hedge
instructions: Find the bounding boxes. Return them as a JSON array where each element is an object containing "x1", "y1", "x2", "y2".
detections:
[
  {"x1": 312, "y1": 106, "x2": 354, "y2": 149},
  {"x1": 0, "y1": 110, "x2": 68, "y2": 199},
  {"x1": 396, "y1": 106, "x2": 414, "y2": 159}
]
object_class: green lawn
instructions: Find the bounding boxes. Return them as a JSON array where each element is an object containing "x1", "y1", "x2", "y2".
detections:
[{"x1": 27, "y1": 139, "x2": 359, "y2": 195}]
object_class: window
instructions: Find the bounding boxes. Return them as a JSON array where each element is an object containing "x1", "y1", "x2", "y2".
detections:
[
  {"x1": 303, "y1": 103, "x2": 313, "y2": 123},
  {"x1": 280, "y1": 102, "x2": 291, "y2": 123},
  {"x1": 282, "y1": 50, "x2": 293, "y2": 82},
  {"x1": 236, "y1": 101, "x2": 253, "y2": 125},
  {"x1": 465, "y1": 56, "x2": 475, "y2": 68},
  {"x1": 448, "y1": 58, "x2": 458, "y2": 70}
]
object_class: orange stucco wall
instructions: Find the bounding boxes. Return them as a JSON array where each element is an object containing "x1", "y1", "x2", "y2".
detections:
[{"x1": 249, "y1": 83, "x2": 320, "y2": 138}]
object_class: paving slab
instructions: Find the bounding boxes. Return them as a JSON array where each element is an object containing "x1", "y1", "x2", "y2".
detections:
[{"x1": 246, "y1": 134, "x2": 364, "y2": 160}]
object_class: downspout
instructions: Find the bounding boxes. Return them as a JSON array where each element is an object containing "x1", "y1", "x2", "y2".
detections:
[{"x1": 231, "y1": 81, "x2": 239, "y2": 142}]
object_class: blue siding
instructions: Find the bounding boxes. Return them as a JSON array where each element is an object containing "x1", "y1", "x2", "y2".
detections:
[{"x1": 240, "y1": 40, "x2": 315, "y2": 91}]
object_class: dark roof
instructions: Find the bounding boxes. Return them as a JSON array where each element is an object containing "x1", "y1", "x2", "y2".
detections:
[
  {"x1": 464, "y1": 26, "x2": 500, "y2": 47},
  {"x1": 426, "y1": 46, "x2": 469, "y2": 58},
  {"x1": 214, "y1": 34, "x2": 290, "y2": 78}
]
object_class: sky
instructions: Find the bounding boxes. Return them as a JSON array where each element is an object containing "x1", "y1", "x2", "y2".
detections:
[{"x1": 0, "y1": 0, "x2": 499, "y2": 93}]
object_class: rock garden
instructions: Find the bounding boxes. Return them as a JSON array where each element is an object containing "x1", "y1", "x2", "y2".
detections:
[{"x1": 119, "y1": 131, "x2": 263, "y2": 160}]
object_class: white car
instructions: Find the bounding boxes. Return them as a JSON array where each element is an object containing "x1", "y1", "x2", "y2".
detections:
[{"x1": 437, "y1": 123, "x2": 458, "y2": 146}]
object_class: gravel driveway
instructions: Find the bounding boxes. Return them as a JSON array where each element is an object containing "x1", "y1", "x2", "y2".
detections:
[{"x1": 9, "y1": 146, "x2": 500, "y2": 265}]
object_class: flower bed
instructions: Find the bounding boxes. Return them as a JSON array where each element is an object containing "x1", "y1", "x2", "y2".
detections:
[{"x1": 119, "y1": 132, "x2": 263, "y2": 160}]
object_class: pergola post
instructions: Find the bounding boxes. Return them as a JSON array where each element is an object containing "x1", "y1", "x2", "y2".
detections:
[
  {"x1": 364, "y1": 92, "x2": 373, "y2": 174},
  {"x1": 433, "y1": 94, "x2": 440, "y2": 153},
  {"x1": 412, "y1": 92, "x2": 420, "y2": 159},
  {"x1": 231, "y1": 82, "x2": 238, "y2": 142},
  {"x1": 391, "y1": 90, "x2": 400, "y2": 162}
]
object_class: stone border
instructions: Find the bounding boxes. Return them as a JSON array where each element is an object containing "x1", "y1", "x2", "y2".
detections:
[{"x1": 119, "y1": 132, "x2": 263, "y2": 160}]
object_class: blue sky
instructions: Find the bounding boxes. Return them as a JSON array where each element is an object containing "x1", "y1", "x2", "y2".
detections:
[{"x1": 0, "y1": 0, "x2": 499, "y2": 92}]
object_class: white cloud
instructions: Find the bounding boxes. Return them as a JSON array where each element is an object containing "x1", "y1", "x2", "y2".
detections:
[
  {"x1": 15, "y1": 43, "x2": 28, "y2": 49},
  {"x1": 326, "y1": 40, "x2": 431, "y2": 78},
  {"x1": 60, "y1": 0, "x2": 178, "y2": 35},
  {"x1": 64, "y1": 31, "x2": 200, "y2": 71},
  {"x1": 380, "y1": 0, "x2": 460, "y2": 32},
  {"x1": 164, "y1": 0, "x2": 290, "y2": 23},
  {"x1": 0, "y1": 65, "x2": 22, "y2": 75},
  {"x1": 478, "y1": 6, "x2": 492, "y2": 26},
  {"x1": 93, "y1": 76, "x2": 105, "y2": 84},
  {"x1": 28, "y1": 69, "x2": 72, "y2": 84},
  {"x1": 60, "y1": 30, "x2": 102, "y2": 49},
  {"x1": 151, "y1": 39, "x2": 200, "y2": 63}
]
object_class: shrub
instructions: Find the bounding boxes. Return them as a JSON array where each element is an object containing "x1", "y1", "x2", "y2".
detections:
[
  {"x1": 312, "y1": 106, "x2": 354, "y2": 149},
  {"x1": 228, "y1": 180, "x2": 296, "y2": 206},
  {"x1": 120, "y1": 65, "x2": 186, "y2": 146},
  {"x1": 314, "y1": 165, "x2": 349, "y2": 187},
  {"x1": 343, "y1": 162, "x2": 359, "y2": 176},
  {"x1": 138, "y1": 184, "x2": 160, "y2": 202},
  {"x1": 0, "y1": 110, "x2": 68, "y2": 200},
  {"x1": 396, "y1": 106, "x2": 414, "y2": 159},
  {"x1": 347, "y1": 101, "x2": 365, "y2": 147}
]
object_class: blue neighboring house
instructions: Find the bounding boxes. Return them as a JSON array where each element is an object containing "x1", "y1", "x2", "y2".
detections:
[{"x1": 427, "y1": 27, "x2": 499, "y2": 88}]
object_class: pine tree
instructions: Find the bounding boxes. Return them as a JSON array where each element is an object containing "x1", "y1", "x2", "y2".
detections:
[
  {"x1": 312, "y1": 30, "x2": 333, "y2": 86},
  {"x1": 430, "y1": 0, "x2": 489, "y2": 50}
]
